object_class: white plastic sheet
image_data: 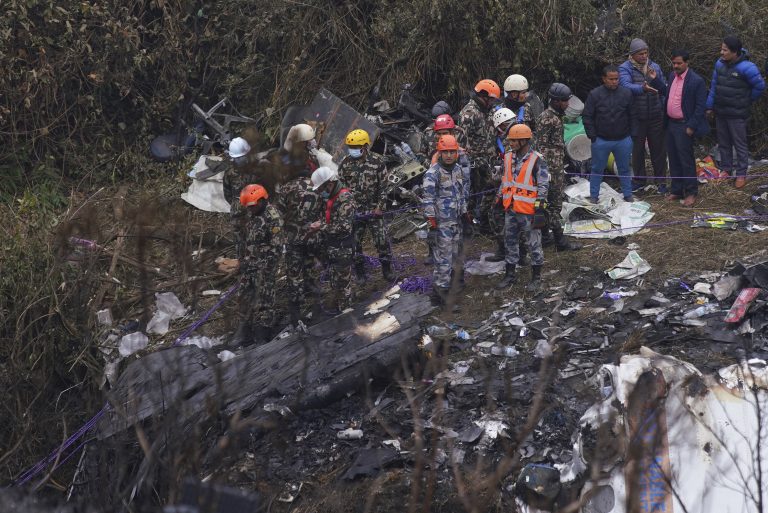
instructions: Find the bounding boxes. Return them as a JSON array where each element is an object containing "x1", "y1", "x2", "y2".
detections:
[
  {"x1": 562, "y1": 178, "x2": 655, "y2": 239},
  {"x1": 605, "y1": 251, "x2": 651, "y2": 280},
  {"x1": 181, "y1": 155, "x2": 230, "y2": 213}
]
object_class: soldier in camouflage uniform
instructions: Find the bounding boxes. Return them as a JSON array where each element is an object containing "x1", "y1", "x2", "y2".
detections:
[
  {"x1": 536, "y1": 83, "x2": 582, "y2": 251},
  {"x1": 222, "y1": 137, "x2": 257, "y2": 260},
  {"x1": 230, "y1": 184, "x2": 285, "y2": 347},
  {"x1": 309, "y1": 167, "x2": 357, "y2": 313},
  {"x1": 275, "y1": 165, "x2": 323, "y2": 324},
  {"x1": 459, "y1": 79, "x2": 503, "y2": 239},
  {"x1": 495, "y1": 124, "x2": 550, "y2": 293},
  {"x1": 338, "y1": 129, "x2": 395, "y2": 282},
  {"x1": 422, "y1": 135, "x2": 470, "y2": 306}
]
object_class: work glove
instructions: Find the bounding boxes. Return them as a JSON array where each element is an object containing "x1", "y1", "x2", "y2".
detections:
[
  {"x1": 427, "y1": 217, "x2": 438, "y2": 230},
  {"x1": 534, "y1": 199, "x2": 548, "y2": 210},
  {"x1": 464, "y1": 212, "x2": 473, "y2": 223}
]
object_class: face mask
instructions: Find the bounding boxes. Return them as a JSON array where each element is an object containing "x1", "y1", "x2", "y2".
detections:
[
  {"x1": 320, "y1": 191, "x2": 330, "y2": 199},
  {"x1": 347, "y1": 148, "x2": 363, "y2": 159}
]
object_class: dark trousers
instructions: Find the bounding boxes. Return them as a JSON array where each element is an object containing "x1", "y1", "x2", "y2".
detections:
[
  {"x1": 666, "y1": 121, "x2": 698, "y2": 197},
  {"x1": 632, "y1": 116, "x2": 667, "y2": 184},
  {"x1": 716, "y1": 116, "x2": 749, "y2": 177}
]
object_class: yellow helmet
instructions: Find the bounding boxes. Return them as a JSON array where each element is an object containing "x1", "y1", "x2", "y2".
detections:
[{"x1": 345, "y1": 129, "x2": 371, "y2": 147}]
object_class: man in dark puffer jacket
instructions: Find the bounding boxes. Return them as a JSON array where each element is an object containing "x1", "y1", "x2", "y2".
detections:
[{"x1": 706, "y1": 36, "x2": 765, "y2": 188}]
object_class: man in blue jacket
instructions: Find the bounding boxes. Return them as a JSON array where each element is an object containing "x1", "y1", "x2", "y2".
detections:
[
  {"x1": 583, "y1": 65, "x2": 636, "y2": 203},
  {"x1": 619, "y1": 38, "x2": 668, "y2": 192},
  {"x1": 706, "y1": 36, "x2": 766, "y2": 188},
  {"x1": 664, "y1": 50, "x2": 709, "y2": 207}
]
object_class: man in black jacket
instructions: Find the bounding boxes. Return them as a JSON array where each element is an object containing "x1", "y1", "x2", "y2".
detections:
[
  {"x1": 664, "y1": 49, "x2": 709, "y2": 207},
  {"x1": 583, "y1": 65, "x2": 636, "y2": 202}
]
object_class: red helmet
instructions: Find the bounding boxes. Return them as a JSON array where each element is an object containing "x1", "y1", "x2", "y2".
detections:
[
  {"x1": 239, "y1": 184, "x2": 269, "y2": 207},
  {"x1": 433, "y1": 114, "x2": 455, "y2": 131},
  {"x1": 436, "y1": 134, "x2": 459, "y2": 152}
]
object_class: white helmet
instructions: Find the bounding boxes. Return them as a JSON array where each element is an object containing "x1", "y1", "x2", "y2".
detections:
[
  {"x1": 228, "y1": 137, "x2": 251, "y2": 158},
  {"x1": 311, "y1": 166, "x2": 338, "y2": 190},
  {"x1": 492, "y1": 108, "x2": 515, "y2": 129},
  {"x1": 503, "y1": 74, "x2": 529, "y2": 93},
  {"x1": 284, "y1": 123, "x2": 317, "y2": 151}
]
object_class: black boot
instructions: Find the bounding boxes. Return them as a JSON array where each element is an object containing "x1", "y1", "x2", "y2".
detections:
[
  {"x1": 430, "y1": 285, "x2": 446, "y2": 306},
  {"x1": 380, "y1": 259, "x2": 395, "y2": 281},
  {"x1": 249, "y1": 325, "x2": 273, "y2": 346},
  {"x1": 553, "y1": 226, "x2": 582, "y2": 251},
  {"x1": 526, "y1": 265, "x2": 543, "y2": 293},
  {"x1": 518, "y1": 244, "x2": 531, "y2": 267},
  {"x1": 288, "y1": 300, "x2": 301, "y2": 326},
  {"x1": 354, "y1": 261, "x2": 366, "y2": 281},
  {"x1": 486, "y1": 238, "x2": 506, "y2": 263},
  {"x1": 496, "y1": 263, "x2": 517, "y2": 289},
  {"x1": 229, "y1": 321, "x2": 251, "y2": 347},
  {"x1": 541, "y1": 228, "x2": 555, "y2": 247}
]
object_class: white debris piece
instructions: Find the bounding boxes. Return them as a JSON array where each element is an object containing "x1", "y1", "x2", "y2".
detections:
[
  {"x1": 217, "y1": 350, "x2": 237, "y2": 361},
  {"x1": 561, "y1": 347, "x2": 768, "y2": 513},
  {"x1": 605, "y1": 251, "x2": 651, "y2": 280},
  {"x1": 180, "y1": 335, "x2": 222, "y2": 349},
  {"x1": 118, "y1": 332, "x2": 149, "y2": 357}
]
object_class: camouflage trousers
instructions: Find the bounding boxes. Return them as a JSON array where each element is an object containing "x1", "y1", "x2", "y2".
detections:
[
  {"x1": 431, "y1": 222, "x2": 463, "y2": 289},
  {"x1": 285, "y1": 242, "x2": 318, "y2": 306},
  {"x1": 324, "y1": 243, "x2": 354, "y2": 311},
  {"x1": 504, "y1": 212, "x2": 544, "y2": 267},
  {"x1": 231, "y1": 215, "x2": 246, "y2": 259},
  {"x1": 238, "y1": 259, "x2": 278, "y2": 327},
  {"x1": 547, "y1": 170, "x2": 565, "y2": 227},
  {"x1": 489, "y1": 200, "x2": 528, "y2": 251},
  {"x1": 353, "y1": 218, "x2": 391, "y2": 266}
]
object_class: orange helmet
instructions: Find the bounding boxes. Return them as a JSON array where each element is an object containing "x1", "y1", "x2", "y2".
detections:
[
  {"x1": 436, "y1": 134, "x2": 459, "y2": 152},
  {"x1": 506, "y1": 123, "x2": 533, "y2": 140},
  {"x1": 474, "y1": 79, "x2": 501, "y2": 99},
  {"x1": 239, "y1": 184, "x2": 269, "y2": 207}
]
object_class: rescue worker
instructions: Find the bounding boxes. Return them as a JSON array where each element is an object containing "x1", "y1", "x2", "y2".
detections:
[
  {"x1": 422, "y1": 135, "x2": 470, "y2": 306},
  {"x1": 309, "y1": 167, "x2": 356, "y2": 313},
  {"x1": 230, "y1": 184, "x2": 284, "y2": 346},
  {"x1": 536, "y1": 83, "x2": 582, "y2": 251},
  {"x1": 418, "y1": 114, "x2": 468, "y2": 166},
  {"x1": 222, "y1": 137, "x2": 255, "y2": 260},
  {"x1": 337, "y1": 129, "x2": 395, "y2": 282},
  {"x1": 282, "y1": 123, "x2": 319, "y2": 173},
  {"x1": 503, "y1": 74, "x2": 536, "y2": 131},
  {"x1": 275, "y1": 160, "x2": 323, "y2": 325},
  {"x1": 487, "y1": 108, "x2": 530, "y2": 265},
  {"x1": 458, "y1": 79, "x2": 502, "y2": 236},
  {"x1": 496, "y1": 124, "x2": 550, "y2": 292}
]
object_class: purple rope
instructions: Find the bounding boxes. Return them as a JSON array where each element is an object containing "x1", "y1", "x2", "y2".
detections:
[
  {"x1": 565, "y1": 171, "x2": 768, "y2": 180},
  {"x1": 401, "y1": 276, "x2": 432, "y2": 294},
  {"x1": 14, "y1": 283, "x2": 240, "y2": 487}
]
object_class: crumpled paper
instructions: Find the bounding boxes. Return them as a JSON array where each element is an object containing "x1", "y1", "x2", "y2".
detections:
[{"x1": 605, "y1": 251, "x2": 651, "y2": 280}]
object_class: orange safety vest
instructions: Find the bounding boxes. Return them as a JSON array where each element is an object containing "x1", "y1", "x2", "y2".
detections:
[{"x1": 501, "y1": 151, "x2": 539, "y2": 214}]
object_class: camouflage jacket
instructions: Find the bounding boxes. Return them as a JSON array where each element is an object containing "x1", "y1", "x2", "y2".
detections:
[
  {"x1": 317, "y1": 183, "x2": 356, "y2": 242},
  {"x1": 504, "y1": 99, "x2": 537, "y2": 132},
  {"x1": 338, "y1": 151, "x2": 389, "y2": 213},
  {"x1": 242, "y1": 204, "x2": 284, "y2": 271},
  {"x1": 422, "y1": 161, "x2": 468, "y2": 224},
  {"x1": 275, "y1": 176, "x2": 322, "y2": 244},
  {"x1": 536, "y1": 106, "x2": 565, "y2": 173},
  {"x1": 222, "y1": 164, "x2": 252, "y2": 218},
  {"x1": 458, "y1": 99, "x2": 496, "y2": 165}
]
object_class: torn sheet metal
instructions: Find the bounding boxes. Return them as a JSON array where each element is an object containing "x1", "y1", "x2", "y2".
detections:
[
  {"x1": 181, "y1": 155, "x2": 230, "y2": 213},
  {"x1": 561, "y1": 347, "x2": 768, "y2": 513},
  {"x1": 306, "y1": 88, "x2": 381, "y2": 165}
]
